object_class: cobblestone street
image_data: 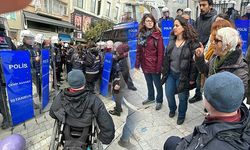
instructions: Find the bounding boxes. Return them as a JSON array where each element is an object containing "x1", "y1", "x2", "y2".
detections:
[{"x1": 0, "y1": 71, "x2": 205, "y2": 150}]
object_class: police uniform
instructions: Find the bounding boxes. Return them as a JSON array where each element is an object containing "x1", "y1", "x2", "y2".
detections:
[{"x1": 0, "y1": 25, "x2": 16, "y2": 129}]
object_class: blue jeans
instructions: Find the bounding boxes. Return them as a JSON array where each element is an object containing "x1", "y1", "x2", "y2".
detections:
[
  {"x1": 120, "y1": 108, "x2": 137, "y2": 140},
  {"x1": 165, "y1": 71, "x2": 189, "y2": 119},
  {"x1": 144, "y1": 73, "x2": 163, "y2": 103}
]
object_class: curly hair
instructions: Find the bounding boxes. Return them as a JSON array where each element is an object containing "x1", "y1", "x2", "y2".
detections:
[{"x1": 171, "y1": 16, "x2": 198, "y2": 41}]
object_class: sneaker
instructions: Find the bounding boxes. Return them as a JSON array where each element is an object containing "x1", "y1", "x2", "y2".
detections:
[
  {"x1": 155, "y1": 103, "x2": 162, "y2": 110},
  {"x1": 128, "y1": 86, "x2": 137, "y2": 91},
  {"x1": 169, "y1": 111, "x2": 175, "y2": 118},
  {"x1": 118, "y1": 139, "x2": 136, "y2": 149},
  {"x1": 189, "y1": 95, "x2": 203, "y2": 103},
  {"x1": 109, "y1": 110, "x2": 121, "y2": 116},
  {"x1": 142, "y1": 99, "x2": 155, "y2": 105},
  {"x1": 177, "y1": 118, "x2": 185, "y2": 125}
]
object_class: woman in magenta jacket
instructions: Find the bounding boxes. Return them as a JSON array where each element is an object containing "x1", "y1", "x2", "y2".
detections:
[{"x1": 135, "y1": 13, "x2": 164, "y2": 110}]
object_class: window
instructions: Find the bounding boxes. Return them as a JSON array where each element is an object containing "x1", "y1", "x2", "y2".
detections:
[
  {"x1": 106, "y1": 2, "x2": 111, "y2": 17},
  {"x1": 73, "y1": 0, "x2": 83, "y2": 8},
  {"x1": 53, "y1": 0, "x2": 60, "y2": 15},
  {"x1": 63, "y1": 6, "x2": 67, "y2": 15},
  {"x1": 91, "y1": 0, "x2": 96, "y2": 13},
  {"x1": 73, "y1": 0, "x2": 77, "y2": 7},
  {"x1": 44, "y1": 0, "x2": 49, "y2": 13},
  {"x1": 97, "y1": 0, "x2": 101, "y2": 15},
  {"x1": 114, "y1": 7, "x2": 119, "y2": 20},
  {"x1": 4, "y1": 12, "x2": 16, "y2": 20},
  {"x1": 59, "y1": 3, "x2": 67, "y2": 16}
]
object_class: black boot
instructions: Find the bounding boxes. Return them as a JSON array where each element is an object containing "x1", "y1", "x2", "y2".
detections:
[
  {"x1": 114, "y1": 107, "x2": 123, "y2": 112},
  {"x1": 1, "y1": 119, "x2": 10, "y2": 129},
  {"x1": 189, "y1": 95, "x2": 202, "y2": 103},
  {"x1": 128, "y1": 86, "x2": 137, "y2": 91},
  {"x1": 109, "y1": 109, "x2": 121, "y2": 116}
]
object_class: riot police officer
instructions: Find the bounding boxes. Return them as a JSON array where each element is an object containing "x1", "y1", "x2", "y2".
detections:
[
  {"x1": 18, "y1": 30, "x2": 40, "y2": 109},
  {"x1": 0, "y1": 20, "x2": 16, "y2": 129}
]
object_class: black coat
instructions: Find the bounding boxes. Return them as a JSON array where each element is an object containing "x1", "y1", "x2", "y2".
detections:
[
  {"x1": 71, "y1": 53, "x2": 85, "y2": 71},
  {"x1": 18, "y1": 44, "x2": 40, "y2": 73},
  {"x1": 49, "y1": 89, "x2": 115, "y2": 144},
  {"x1": 161, "y1": 38, "x2": 200, "y2": 93},
  {"x1": 0, "y1": 31, "x2": 16, "y2": 50},
  {"x1": 176, "y1": 104, "x2": 250, "y2": 150},
  {"x1": 195, "y1": 49, "x2": 248, "y2": 96},
  {"x1": 195, "y1": 9, "x2": 217, "y2": 45}
]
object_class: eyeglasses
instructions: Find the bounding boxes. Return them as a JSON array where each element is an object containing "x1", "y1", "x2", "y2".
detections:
[
  {"x1": 214, "y1": 38, "x2": 222, "y2": 44},
  {"x1": 145, "y1": 20, "x2": 153, "y2": 23}
]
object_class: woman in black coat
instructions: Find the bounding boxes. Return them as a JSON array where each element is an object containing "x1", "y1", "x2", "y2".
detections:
[{"x1": 161, "y1": 17, "x2": 200, "y2": 125}]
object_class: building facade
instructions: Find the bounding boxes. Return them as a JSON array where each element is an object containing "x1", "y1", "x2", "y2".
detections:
[
  {"x1": 1, "y1": 0, "x2": 76, "y2": 45},
  {"x1": 69, "y1": 0, "x2": 124, "y2": 42}
]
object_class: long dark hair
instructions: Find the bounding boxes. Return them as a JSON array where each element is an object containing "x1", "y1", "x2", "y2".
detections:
[
  {"x1": 139, "y1": 13, "x2": 160, "y2": 33},
  {"x1": 171, "y1": 16, "x2": 198, "y2": 41}
]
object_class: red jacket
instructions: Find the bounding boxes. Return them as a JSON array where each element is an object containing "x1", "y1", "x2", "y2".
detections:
[{"x1": 135, "y1": 31, "x2": 164, "y2": 74}]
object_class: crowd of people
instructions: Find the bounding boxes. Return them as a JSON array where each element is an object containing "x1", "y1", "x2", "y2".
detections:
[{"x1": 0, "y1": 0, "x2": 250, "y2": 149}]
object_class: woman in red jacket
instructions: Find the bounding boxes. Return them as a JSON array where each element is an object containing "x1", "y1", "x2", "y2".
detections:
[{"x1": 135, "y1": 13, "x2": 164, "y2": 110}]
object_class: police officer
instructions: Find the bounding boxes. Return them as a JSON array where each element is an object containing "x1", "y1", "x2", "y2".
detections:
[
  {"x1": 158, "y1": 7, "x2": 174, "y2": 29},
  {"x1": 18, "y1": 30, "x2": 40, "y2": 109},
  {"x1": 65, "y1": 41, "x2": 75, "y2": 74},
  {"x1": 0, "y1": 21, "x2": 16, "y2": 129}
]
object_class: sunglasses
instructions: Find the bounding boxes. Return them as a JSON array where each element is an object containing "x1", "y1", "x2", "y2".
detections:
[{"x1": 214, "y1": 38, "x2": 222, "y2": 44}]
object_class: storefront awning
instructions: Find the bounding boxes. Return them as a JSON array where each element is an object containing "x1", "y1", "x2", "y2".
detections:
[
  {"x1": 58, "y1": 33, "x2": 71, "y2": 42},
  {"x1": 24, "y1": 11, "x2": 76, "y2": 29}
]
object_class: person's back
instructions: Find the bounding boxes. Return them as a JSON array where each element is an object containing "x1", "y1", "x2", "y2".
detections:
[
  {"x1": 50, "y1": 70, "x2": 115, "y2": 145},
  {"x1": 175, "y1": 104, "x2": 250, "y2": 150},
  {"x1": 85, "y1": 47, "x2": 101, "y2": 75},
  {"x1": 164, "y1": 72, "x2": 250, "y2": 150},
  {"x1": 71, "y1": 52, "x2": 85, "y2": 71}
]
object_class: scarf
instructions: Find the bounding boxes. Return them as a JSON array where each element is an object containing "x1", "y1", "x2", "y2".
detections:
[
  {"x1": 205, "y1": 44, "x2": 214, "y2": 61},
  {"x1": 211, "y1": 51, "x2": 232, "y2": 75},
  {"x1": 138, "y1": 29, "x2": 153, "y2": 47}
]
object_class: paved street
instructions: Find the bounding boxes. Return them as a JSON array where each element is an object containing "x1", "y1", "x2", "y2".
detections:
[{"x1": 0, "y1": 71, "x2": 205, "y2": 150}]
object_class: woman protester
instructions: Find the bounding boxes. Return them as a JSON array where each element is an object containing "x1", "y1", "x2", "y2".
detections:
[
  {"x1": 161, "y1": 16, "x2": 200, "y2": 125},
  {"x1": 195, "y1": 27, "x2": 248, "y2": 95},
  {"x1": 135, "y1": 13, "x2": 164, "y2": 110}
]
